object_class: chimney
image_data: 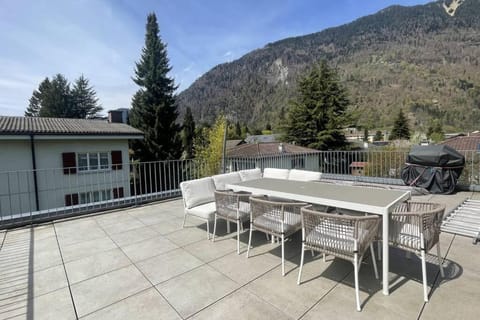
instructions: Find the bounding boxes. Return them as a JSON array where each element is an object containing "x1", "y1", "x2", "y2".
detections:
[{"x1": 278, "y1": 143, "x2": 284, "y2": 153}]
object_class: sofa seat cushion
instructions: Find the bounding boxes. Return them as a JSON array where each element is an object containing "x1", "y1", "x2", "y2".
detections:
[
  {"x1": 185, "y1": 202, "x2": 216, "y2": 220},
  {"x1": 180, "y1": 177, "x2": 216, "y2": 209},
  {"x1": 239, "y1": 168, "x2": 262, "y2": 181},
  {"x1": 263, "y1": 168, "x2": 290, "y2": 179},
  {"x1": 212, "y1": 172, "x2": 242, "y2": 190},
  {"x1": 288, "y1": 169, "x2": 322, "y2": 181}
]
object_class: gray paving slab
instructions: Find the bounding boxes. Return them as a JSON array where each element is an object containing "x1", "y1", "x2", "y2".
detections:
[
  {"x1": 136, "y1": 248, "x2": 204, "y2": 285},
  {"x1": 120, "y1": 234, "x2": 178, "y2": 262},
  {"x1": 100, "y1": 218, "x2": 146, "y2": 236},
  {"x1": 156, "y1": 264, "x2": 239, "y2": 318},
  {"x1": 0, "y1": 264, "x2": 68, "y2": 313},
  {"x1": 81, "y1": 288, "x2": 181, "y2": 320},
  {"x1": 0, "y1": 287, "x2": 76, "y2": 320},
  {"x1": 127, "y1": 209, "x2": 173, "y2": 225},
  {"x1": 59, "y1": 236, "x2": 117, "y2": 263},
  {"x1": 70, "y1": 264, "x2": 151, "y2": 318},
  {"x1": 184, "y1": 237, "x2": 239, "y2": 262},
  {"x1": 94, "y1": 211, "x2": 137, "y2": 227},
  {"x1": 64, "y1": 248, "x2": 131, "y2": 284},
  {"x1": 149, "y1": 217, "x2": 185, "y2": 235},
  {"x1": 209, "y1": 250, "x2": 281, "y2": 285},
  {"x1": 165, "y1": 226, "x2": 210, "y2": 247},
  {"x1": 108, "y1": 225, "x2": 159, "y2": 247},
  {"x1": 191, "y1": 287, "x2": 292, "y2": 320}
]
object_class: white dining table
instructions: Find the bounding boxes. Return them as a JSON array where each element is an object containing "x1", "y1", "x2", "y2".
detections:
[{"x1": 226, "y1": 178, "x2": 411, "y2": 296}]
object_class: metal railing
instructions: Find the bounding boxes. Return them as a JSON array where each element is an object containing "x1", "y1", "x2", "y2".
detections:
[
  {"x1": 0, "y1": 159, "x2": 206, "y2": 228},
  {"x1": 2, "y1": 149, "x2": 479, "y2": 228},
  {"x1": 226, "y1": 149, "x2": 480, "y2": 185}
]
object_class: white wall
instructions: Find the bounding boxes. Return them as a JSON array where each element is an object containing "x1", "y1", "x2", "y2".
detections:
[{"x1": 0, "y1": 138, "x2": 131, "y2": 217}]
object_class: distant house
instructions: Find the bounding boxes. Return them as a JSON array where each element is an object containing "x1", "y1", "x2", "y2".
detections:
[
  {"x1": 350, "y1": 161, "x2": 368, "y2": 176},
  {"x1": 244, "y1": 134, "x2": 280, "y2": 144},
  {"x1": 226, "y1": 142, "x2": 321, "y2": 171},
  {"x1": 439, "y1": 132, "x2": 480, "y2": 151},
  {"x1": 0, "y1": 116, "x2": 143, "y2": 216},
  {"x1": 226, "y1": 139, "x2": 245, "y2": 150}
]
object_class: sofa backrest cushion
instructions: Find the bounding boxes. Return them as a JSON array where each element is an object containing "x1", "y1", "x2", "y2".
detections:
[
  {"x1": 263, "y1": 168, "x2": 290, "y2": 179},
  {"x1": 238, "y1": 168, "x2": 262, "y2": 181},
  {"x1": 180, "y1": 177, "x2": 216, "y2": 209},
  {"x1": 288, "y1": 169, "x2": 322, "y2": 181},
  {"x1": 212, "y1": 172, "x2": 242, "y2": 190}
]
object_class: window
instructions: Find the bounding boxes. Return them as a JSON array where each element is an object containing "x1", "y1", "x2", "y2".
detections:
[
  {"x1": 77, "y1": 152, "x2": 109, "y2": 172},
  {"x1": 79, "y1": 189, "x2": 112, "y2": 204}
]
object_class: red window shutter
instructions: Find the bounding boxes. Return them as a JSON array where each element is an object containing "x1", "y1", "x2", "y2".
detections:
[
  {"x1": 65, "y1": 193, "x2": 79, "y2": 206},
  {"x1": 62, "y1": 152, "x2": 77, "y2": 174},
  {"x1": 113, "y1": 187, "x2": 124, "y2": 199},
  {"x1": 65, "y1": 194, "x2": 72, "y2": 206},
  {"x1": 111, "y1": 150, "x2": 122, "y2": 170}
]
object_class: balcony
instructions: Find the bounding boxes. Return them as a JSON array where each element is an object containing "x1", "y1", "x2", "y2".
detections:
[{"x1": 0, "y1": 190, "x2": 478, "y2": 319}]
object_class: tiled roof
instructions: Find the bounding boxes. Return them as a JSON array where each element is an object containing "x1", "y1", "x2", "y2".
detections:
[
  {"x1": 0, "y1": 116, "x2": 143, "y2": 136},
  {"x1": 349, "y1": 162, "x2": 368, "y2": 168},
  {"x1": 227, "y1": 142, "x2": 319, "y2": 157},
  {"x1": 439, "y1": 133, "x2": 480, "y2": 151},
  {"x1": 226, "y1": 139, "x2": 245, "y2": 150}
]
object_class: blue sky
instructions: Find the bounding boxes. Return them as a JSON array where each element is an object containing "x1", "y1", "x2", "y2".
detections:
[{"x1": 0, "y1": 0, "x2": 432, "y2": 116}]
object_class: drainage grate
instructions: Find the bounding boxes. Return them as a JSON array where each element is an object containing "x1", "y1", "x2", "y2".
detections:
[{"x1": 441, "y1": 199, "x2": 480, "y2": 244}]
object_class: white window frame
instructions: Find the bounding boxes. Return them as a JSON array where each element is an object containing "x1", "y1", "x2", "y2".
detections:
[
  {"x1": 77, "y1": 152, "x2": 110, "y2": 172},
  {"x1": 79, "y1": 189, "x2": 112, "y2": 204}
]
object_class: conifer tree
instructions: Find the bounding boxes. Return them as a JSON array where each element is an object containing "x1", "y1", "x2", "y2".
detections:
[
  {"x1": 25, "y1": 74, "x2": 102, "y2": 118},
  {"x1": 71, "y1": 75, "x2": 103, "y2": 118},
  {"x1": 130, "y1": 13, "x2": 181, "y2": 161},
  {"x1": 25, "y1": 78, "x2": 51, "y2": 117},
  {"x1": 373, "y1": 130, "x2": 384, "y2": 141},
  {"x1": 284, "y1": 61, "x2": 350, "y2": 150},
  {"x1": 389, "y1": 109, "x2": 410, "y2": 140},
  {"x1": 182, "y1": 107, "x2": 195, "y2": 159},
  {"x1": 235, "y1": 121, "x2": 242, "y2": 139},
  {"x1": 38, "y1": 74, "x2": 71, "y2": 118}
]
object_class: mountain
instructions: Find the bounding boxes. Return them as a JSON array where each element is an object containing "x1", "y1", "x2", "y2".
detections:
[{"x1": 177, "y1": 0, "x2": 480, "y2": 133}]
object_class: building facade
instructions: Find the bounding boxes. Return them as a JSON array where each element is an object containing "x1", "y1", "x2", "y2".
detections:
[{"x1": 0, "y1": 116, "x2": 143, "y2": 217}]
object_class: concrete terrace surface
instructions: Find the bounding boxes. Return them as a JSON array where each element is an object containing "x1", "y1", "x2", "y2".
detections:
[{"x1": 0, "y1": 192, "x2": 479, "y2": 319}]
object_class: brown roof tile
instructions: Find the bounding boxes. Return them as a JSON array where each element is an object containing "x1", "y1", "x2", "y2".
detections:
[
  {"x1": 439, "y1": 134, "x2": 480, "y2": 151},
  {"x1": 0, "y1": 116, "x2": 143, "y2": 136},
  {"x1": 227, "y1": 142, "x2": 319, "y2": 157}
]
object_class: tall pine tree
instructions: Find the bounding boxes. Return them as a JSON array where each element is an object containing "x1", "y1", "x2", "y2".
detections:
[
  {"x1": 284, "y1": 61, "x2": 350, "y2": 150},
  {"x1": 389, "y1": 109, "x2": 410, "y2": 140},
  {"x1": 130, "y1": 13, "x2": 181, "y2": 161},
  {"x1": 182, "y1": 107, "x2": 195, "y2": 159},
  {"x1": 38, "y1": 74, "x2": 71, "y2": 118},
  {"x1": 71, "y1": 75, "x2": 103, "y2": 118}
]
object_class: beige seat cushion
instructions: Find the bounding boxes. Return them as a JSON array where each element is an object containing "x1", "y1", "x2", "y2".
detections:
[
  {"x1": 180, "y1": 177, "x2": 216, "y2": 209},
  {"x1": 263, "y1": 168, "x2": 290, "y2": 179},
  {"x1": 185, "y1": 202, "x2": 216, "y2": 220},
  {"x1": 239, "y1": 168, "x2": 262, "y2": 181},
  {"x1": 212, "y1": 172, "x2": 242, "y2": 190}
]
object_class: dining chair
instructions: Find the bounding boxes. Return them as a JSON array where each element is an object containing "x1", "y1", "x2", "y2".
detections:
[
  {"x1": 247, "y1": 196, "x2": 307, "y2": 276},
  {"x1": 213, "y1": 190, "x2": 251, "y2": 254},
  {"x1": 298, "y1": 205, "x2": 380, "y2": 311},
  {"x1": 389, "y1": 201, "x2": 446, "y2": 302}
]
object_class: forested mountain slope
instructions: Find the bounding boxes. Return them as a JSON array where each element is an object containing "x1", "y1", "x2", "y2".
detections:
[{"x1": 177, "y1": 0, "x2": 480, "y2": 132}]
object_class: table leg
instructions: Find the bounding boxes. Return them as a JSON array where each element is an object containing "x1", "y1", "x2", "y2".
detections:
[{"x1": 382, "y1": 210, "x2": 389, "y2": 295}]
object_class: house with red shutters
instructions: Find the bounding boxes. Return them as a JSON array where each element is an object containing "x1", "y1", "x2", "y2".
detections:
[{"x1": 0, "y1": 116, "x2": 143, "y2": 216}]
